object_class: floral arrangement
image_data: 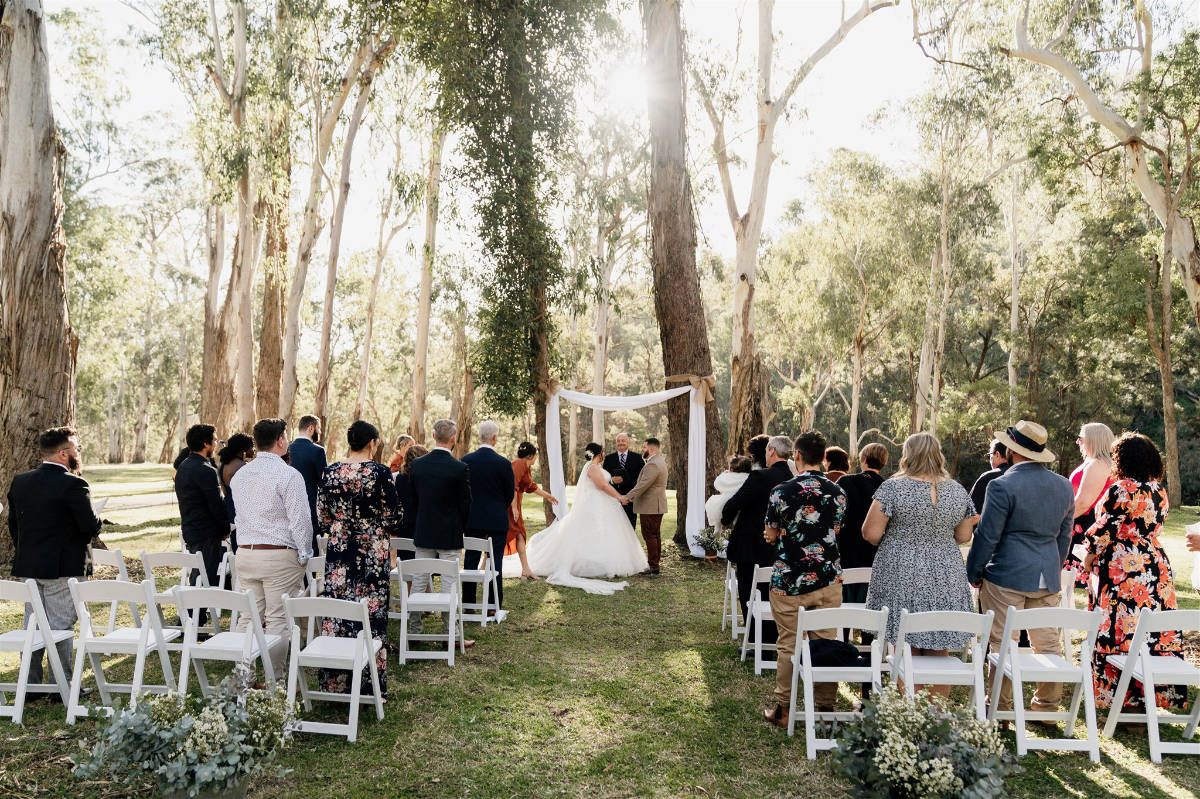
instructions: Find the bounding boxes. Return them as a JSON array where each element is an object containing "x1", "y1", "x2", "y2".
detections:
[
  {"x1": 832, "y1": 684, "x2": 1018, "y2": 798},
  {"x1": 694, "y1": 525, "x2": 727, "y2": 555},
  {"x1": 74, "y1": 663, "x2": 295, "y2": 798}
]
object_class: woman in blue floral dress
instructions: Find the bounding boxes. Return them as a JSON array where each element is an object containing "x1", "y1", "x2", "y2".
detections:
[{"x1": 315, "y1": 420, "x2": 400, "y2": 693}]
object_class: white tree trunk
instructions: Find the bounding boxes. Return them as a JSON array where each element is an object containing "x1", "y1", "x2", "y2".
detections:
[
  {"x1": 1006, "y1": 177, "x2": 1021, "y2": 415},
  {"x1": 929, "y1": 172, "x2": 952, "y2": 437},
  {"x1": 913, "y1": 250, "x2": 938, "y2": 431},
  {"x1": 408, "y1": 127, "x2": 447, "y2": 441},
  {"x1": 177, "y1": 327, "x2": 189, "y2": 447}
]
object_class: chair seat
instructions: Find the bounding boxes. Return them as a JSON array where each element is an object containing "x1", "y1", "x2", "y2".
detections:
[
  {"x1": 0, "y1": 628, "x2": 74, "y2": 650},
  {"x1": 1107, "y1": 653, "x2": 1200, "y2": 683},
  {"x1": 300, "y1": 635, "x2": 384, "y2": 660},
  {"x1": 406, "y1": 592, "x2": 456, "y2": 610},
  {"x1": 988, "y1": 650, "x2": 1080, "y2": 679},
  {"x1": 458, "y1": 569, "x2": 494, "y2": 581},
  {"x1": 890, "y1": 654, "x2": 975, "y2": 676},
  {"x1": 89, "y1": 627, "x2": 180, "y2": 646},
  {"x1": 195, "y1": 630, "x2": 282, "y2": 656}
]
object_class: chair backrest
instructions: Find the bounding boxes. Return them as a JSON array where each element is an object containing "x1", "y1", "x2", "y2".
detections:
[
  {"x1": 400, "y1": 557, "x2": 459, "y2": 583},
  {"x1": 1131, "y1": 607, "x2": 1200, "y2": 636},
  {"x1": 1002, "y1": 606, "x2": 1101, "y2": 635},
  {"x1": 463, "y1": 536, "x2": 491, "y2": 555},
  {"x1": 70, "y1": 578, "x2": 154, "y2": 631},
  {"x1": 91, "y1": 548, "x2": 129, "y2": 578},
  {"x1": 798, "y1": 605, "x2": 888, "y2": 638},
  {"x1": 390, "y1": 537, "x2": 416, "y2": 555},
  {"x1": 897, "y1": 609, "x2": 994, "y2": 641},
  {"x1": 751, "y1": 565, "x2": 773, "y2": 586},
  {"x1": 174, "y1": 586, "x2": 253, "y2": 618},
  {"x1": 142, "y1": 550, "x2": 208, "y2": 588},
  {"x1": 841, "y1": 567, "x2": 871, "y2": 587},
  {"x1": 285, "y1": 595, "x2": 370, "y2": 630},
  {"x1": 1, "y1": 577, "x2": 59, "y2": 633},
  {"x1": 217, "y1": 550, "x2": 240, "y2": 590},
  {"x1": 304, "y1": 555, "x2": 325, "y2": 596},
  {"x1": 316, "y1": 535, "x2": 329, "y2": 556}
]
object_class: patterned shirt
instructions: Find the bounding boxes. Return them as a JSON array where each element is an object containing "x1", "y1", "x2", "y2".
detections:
[
  {"x1": 229, "y1": 452, "x2": 314, "y2": 562},
  {"x1": 764, "y1": 470, "x2": 845, "y2": 595}
]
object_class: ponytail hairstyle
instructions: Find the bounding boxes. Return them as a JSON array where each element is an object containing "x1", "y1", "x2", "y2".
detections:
[
  {"x1": 584, "y1": 442, "x2": 604, "y2": 461},
  {"x1": 517, "y1": 441, "x2": 538, "y2": 459},
  {"x1": 347, "y1": 420, "x2": 380, "y2": 453}
]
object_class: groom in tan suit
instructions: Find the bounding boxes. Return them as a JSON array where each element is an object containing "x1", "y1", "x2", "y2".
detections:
[{"x1": 627, "y1": 437, "x2": 668, "y2": 574}]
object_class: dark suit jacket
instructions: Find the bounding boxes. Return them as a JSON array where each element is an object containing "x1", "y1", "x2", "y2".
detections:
[
  {"x1": 393, "y1": 471, "x2": 416, "y2": 539},
  {"x1": 969, "y1": 464, "x2": 1008, "y2": 514},
  {"x1": 721, "y1": 461, "x2": 794, "y2": 565},
  {"x1": 461, "y1": 446, "x2": 515, "y2": 532},
  {"x1": 175, "y1": 453, "x2": 229, "y2": 544},
  {"x1": 410, "y1": 448, "x2": 472, "y2": 550},
  {"x1": 835, "y1": 470, "x2": 883, "y2": 569},
  {"x1": 8, "y1": 463, "x2": 102, "y2": 579},
  {"x1": 288, "y1": 437, "x2": 327, "y2": 521},
  {"x1": 603, "y1": 450, "x2": 644, "y2": 496}
]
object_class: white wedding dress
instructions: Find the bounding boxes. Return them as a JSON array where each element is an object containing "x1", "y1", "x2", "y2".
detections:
[{"x1": 503, "y1": 462, "x2": 649, "y2": 595}]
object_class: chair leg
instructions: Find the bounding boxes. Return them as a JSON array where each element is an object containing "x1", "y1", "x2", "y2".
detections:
[
  {"x1": 1082, "y1": 675, "x2": 1100, "y2": 763},
  {"x1": 1103, "y1": 660, "x2": 1136, "y2": 738},
  {"x1": 1143, "y1": 672, "x2": 1162, "y2": 764},
  {"x1": 90, "y1": 652, "x2": 112, "y2": 707},
  {"x1": 803, "y1": 666, "x2": 818, "y2": 760},
  {"x1": 177, "y1": 646, "x2": 191, "y2": 696},
  {"x1": 194, "y1": 659, "x2": 212, "y2": 698},
  {"x1": 367, "y1": 647, "x2": 384, "y2": 721},
  {"x1": 1012, "y1": 673, "x2": 1029, "y2": 757},
  {"x1": 129, "y1": 649, "x2": 148, "y2": 709},
  {"x1": 480, "y1": 579, "x2": 490, "y2": 629},
  {"x1": 787, "y1": 654, "x2": 799, "y2": 738},
  {"x1": 66, "y1": 642, "x2": 87, "y2": 724},
  {"x1": 398, "y1": 614, "x2": 408, "y2": 666},
  {"x1": 156, "y1": 641, "x2": 175, "y2": 688},
  {"x1": 1065, "y1": 679, "x2": 1084, "y2": 737},
  {"x1": 1183, "y1": 690, "x2": 1200, "y2": 739},
  {"x1": 972, "y1": 661, "x2": 986, "y2": 722},
  {"x1": 12, "y1": 647, "x2": 32, "y2": 726},
  {"x1": 347, "y1": 652, "x2": 363, "y2": 743},
  {"x1": 753, "y1": 613, "x2": 764, "y2": 676},
  {"x1": 740, "y1": 606, "x2": 753, "y2": 662}
]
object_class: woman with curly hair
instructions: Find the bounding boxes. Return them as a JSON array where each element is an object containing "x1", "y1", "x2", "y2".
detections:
[{"x1": 1083, "y1": 431, "x2": 1185, "y2": 711}]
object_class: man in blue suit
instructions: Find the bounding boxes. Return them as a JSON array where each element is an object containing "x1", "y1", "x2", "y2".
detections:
[
  {"x1": 287, "y1": 415, "x2": 327, "y2": 552},
  {"x1": 967, "y1": 419, "x2": 1074, "y2": 716},
  {"x1": 461, "y1": 420, "x2": 516, "y2": 612}
]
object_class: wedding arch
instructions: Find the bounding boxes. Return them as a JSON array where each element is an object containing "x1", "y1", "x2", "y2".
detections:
[{"x1": 544, "y1": 381, "x2": 710, "y2": 558}]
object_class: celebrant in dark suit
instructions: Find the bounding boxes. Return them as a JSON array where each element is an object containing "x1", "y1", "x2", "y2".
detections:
[
  {"x1": 461, "y1": 420, "x2": 516, "y2": 610},
  {"x1": 603, "y1": 432, "x2": 643, "y2": 529},
  {"x1": 288, "y1": 414, "x2": 327, "y2": 551}
]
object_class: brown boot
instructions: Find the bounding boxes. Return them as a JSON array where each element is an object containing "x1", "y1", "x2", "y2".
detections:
[{"x1": 763, "y1": 703, "x2": 789, "y2": 728}]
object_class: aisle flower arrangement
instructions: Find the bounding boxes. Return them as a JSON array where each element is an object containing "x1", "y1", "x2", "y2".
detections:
[
  {"x1": 694, "y1": 525, "x2": 727, "y2": 560},
  {"x1": 73, "y1": 664, "x2": 295, "y2": 798},
  {"x1": 832, "y1": 684, "x2": 1018, "y2": 798}
]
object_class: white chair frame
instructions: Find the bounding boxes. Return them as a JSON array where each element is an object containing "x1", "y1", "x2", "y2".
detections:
[
  {"x1": 839, "y1": 567, "x2": 872, "y2": 610},
  {"x1": 888, "y1": 609, "x2": 994, "y2": 720},
  {"x1": 141, "y1": 550, "x2": 219, "y2": 642},
  {"x1": 787, "y1": 606, "x2": 889, "y2": 759},
  {"x1": 386, "y1": 537, "x2": 417, "y2": 621},
  {"x1": 65, "y1": 578, "x2": 179, "y2": 723},
  {"x1": 1101, "y1": 608, "x2": 1200, "y2": 762},
  {"x1": 174, "y1": 587, "x2": 280, "y2": 697},
  {"x1": 215, "y1": 548, "x2": 241, "y2": 592},
  {"x1": 316, "y1": 535, "x2": 329, "y2": 556},
  {"x1": 721, "y1": 560, "x2": 744, "y2": 639},
  {"x1": 986, "y1": 606, "x2": 1102, "y2": 762},
  {"x1": 89, "y1": 548, "x2": 140, "y2": 633},
  {"x1": 740, "y1": 566, "x2": 776, "y2": 674},
  {"x1": 459, "y1": 537, "x2": 501, "y2": 627},
  {"x1": 395, "y1": 558, "x2": 464, "y2": 666},
  {"x1": 0, "y1": 579, "x2": 73, "y2": 724},
  {"x1": 284, "y1": 595, "x2": 384, "y2": 742}
]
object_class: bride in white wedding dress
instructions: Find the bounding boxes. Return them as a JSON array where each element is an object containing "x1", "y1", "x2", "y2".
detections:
[{"x1": 503, "y1": 443, "x2": 648, "y2": 595}]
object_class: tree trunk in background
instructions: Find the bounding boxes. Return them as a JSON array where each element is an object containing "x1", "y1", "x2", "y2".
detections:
[
  {"x1": 642, "y1": 0, "x2": 726, "y2": 546},
  {"x1": 0, "y1": 0, "x2": 78, "y2": 563},
  {"x1": 106, "y1": 374, "x2": 125, "y2": 463},
  {"x1": 409, "y1": 127, "x2": 446, "y2": 443},
  {"x1": 928, "y1": 171, "x2": 952, "y2": 437},
  {"x1": 1006, "y1": 177, "x2": 1021, "y2": 416},
  {"x1": 131, "y1": 258, "x2": 158, "y2": 463},
  {"x1": 912, "y1": 250, "x2": 937, "y2": 432},
  {"x1": 451, "y1": 316, "x2": 474, "y2": 459},
  {"x1": 1147, "y1": 233, "x2": 1181, "y2": 506},
  {"x1": 158, "y1": 414, "x2": 178, "y2": 463},
  {"x1": 177, "y1": 327, "x2": 190, "y2": 446},
  {"x1": 199, "y1": 202, "x2": 232, "y2": 431}
]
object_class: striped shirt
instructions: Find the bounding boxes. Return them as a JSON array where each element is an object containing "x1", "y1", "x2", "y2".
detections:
[{"x1": 229, "y1": 452, "x2": 313, "y2": 562}]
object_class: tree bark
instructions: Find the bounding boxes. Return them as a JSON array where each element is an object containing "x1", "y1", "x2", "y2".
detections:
[
  {"x1": 106, "y1": 373, "x2": 125, "y2": 463},
  {"x1": 131, "y1": 258, "x2": 157, "y2": 463},
  {"x1": 1005, "y1": 176, "x2": 1021, "y2": 416},
  {"x1": 177, "y1": 326, "x2": 190, "y2": 447},
  {"x1": 409, "y1": 127, "x2": 447, "y2": 442},
  {"x1": 199, "y1": 200, "x2": 231, "y2": 431},
  {"x1": 1147, "y1": 234, "x2": 1181, "y2": 506},
  {"x1": 928, "y1": 169, "x2": 952, "y2": 437},
  {"x1": 642, "y1": 0, "x2": 726, "y2": 546},
  {"x1": 912, "y1": 250, "x2": 938, "y2": 432}
]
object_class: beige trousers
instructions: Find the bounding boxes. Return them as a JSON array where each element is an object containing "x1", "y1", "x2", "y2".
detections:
[
  {"x1": 235, "y1": 548, "x2": 305, "y2": 638},
  {"x1": 771, "y1": 582, "x2": 842, "y2": 710},
  {"x1": 979, "y1": 579, "x2": 1063, "y2": 711}
]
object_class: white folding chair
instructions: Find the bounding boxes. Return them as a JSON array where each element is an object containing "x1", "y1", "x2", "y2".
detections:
[
  {"x1": 89, "y1": 548, "x2": 140, "y2": 633},
  {"x1": 215, "y1": 548, "x2": 240, "y2": 592},
  {"x1": 787, "y1": 606, "x2": 888, "y2": 758},
  {"x1": 459, "y1": 537, "x2": 502, "y2": 627},
  {"x1": 888, "y1": 609, "x2": 993, "y2": 720},
  {"x1": 396, "y1": 558, "x2": 464, "y2": 666},
  {"x1": 298, "y1": 555, "x2": 327, "y2": 645},
  {"x1": 0, "y1": 579, "x2": 73, "y2": 723},
  {"x1": 721, "y1": 560, "x2": 744, "y2": 638},
  {"x1": 65, "y1": 578, "x2": 178, "y2": 723},
  {"x1": 387, "y1": 537, "x2": 417, "y2": 620},
  {"x1": 174, "y1": 587, "x2": 280, "y2": 698},
  {"x1": 284, "y1": 595, "x2": 384, "y2": 742},
  {"x1": 739, "y1": 566, "x2": 776, "y2": 674},
  {"x1": 987, "y1": 606, "x2": 1102, "y2": 762},
  {"x1": 316, "y1": 535, "x2": 329, "y2": 556},
  {"x1": 141, "y1": 550, "x2": 219, "y2": 642},
  {"x1": 1101, "y1": 608, "x2": 1200, "y2": 762},
  {"x1": 839, "y1": 567, "x2": 872, "y2": 610},
  {"x1": 1060, "y1": 568, "x2": 1079, "y2": 653}
]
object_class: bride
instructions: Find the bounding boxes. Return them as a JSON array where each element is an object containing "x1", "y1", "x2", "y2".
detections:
[{"x1": 502, "y1": 442, "x2": 648, "y2": 595}]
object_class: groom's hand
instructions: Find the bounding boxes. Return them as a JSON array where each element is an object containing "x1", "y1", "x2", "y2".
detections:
[
  {"x1": 611, "y1": 476, "x2": 623, "y2": 484},
  {"x1": 619, "y1": 496, "x2": 631, "y2": 505}
]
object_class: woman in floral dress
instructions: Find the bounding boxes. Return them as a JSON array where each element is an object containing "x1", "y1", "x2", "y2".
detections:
[
  {"x1": 315, "y1": 420, "x2": 400, "y2": 693},
  {"x1": 1084, "y1": 431, "x2": 1185, "y2": 711}
]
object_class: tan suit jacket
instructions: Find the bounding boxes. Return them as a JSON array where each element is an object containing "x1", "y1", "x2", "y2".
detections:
[{"x1": 627, "y1": 454, "x2": 668, "y2": 515}]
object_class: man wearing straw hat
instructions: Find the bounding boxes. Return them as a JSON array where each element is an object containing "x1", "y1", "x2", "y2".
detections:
[{"x1": 966, "y1": 420, "x2": 1074, "y2": 716}]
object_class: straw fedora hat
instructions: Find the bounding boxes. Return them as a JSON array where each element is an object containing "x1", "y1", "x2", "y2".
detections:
[{"x1": 994, "y1": 420, "x2": 1056, "y2": 463}]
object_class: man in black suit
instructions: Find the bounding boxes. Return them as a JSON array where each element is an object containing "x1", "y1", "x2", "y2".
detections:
[
  {"x1": 287, "y1": 414, "x2": 327, "y2": 550},
  {"x1": 969, "y1": 440, "x2": 1008, "y2": 514},
  {"x1": 409, "y1": 418, "x2": 472, "y2": 641},
  {"x1": 603, "y1": 432, "x2": 643, "y2": 529},
  {"x1": 8, "y1": 427, "x2": 101, "y2": 685},
  {"x1": 721, "y1": 435, "x2": 794, "y2": 644},
  {"x1": 462, "y1": 420, "x2": 516, "y2": 612},
  {"x1": 175, "y1": 424, "x2": 230, "y2": 616},
  {"x1": 836, "y1": 442, "x2": 889, "y2": 604}
]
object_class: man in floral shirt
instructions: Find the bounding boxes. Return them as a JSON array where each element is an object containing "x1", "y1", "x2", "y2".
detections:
[{"x1": 762, "y1": 430, "x2": 846, "y2": 728}]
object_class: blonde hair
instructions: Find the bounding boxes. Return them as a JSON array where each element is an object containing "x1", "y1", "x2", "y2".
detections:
[
  {"x1": 1078, "y1": 422, "x2": 1114, "y2": 468},
  {"x1": 895, "y1": 433, "x2": 951, "y2": 482}
]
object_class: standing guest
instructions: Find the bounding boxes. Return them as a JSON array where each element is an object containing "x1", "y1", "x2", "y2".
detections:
[
  {"x1": 387, "y1": 434, "x2": 415, "y2": 474},
  {"x1": 863, "y1": 434, "x2": 976, "y2": 698},
  {"x1": 506, "y1": 442, "x2": 559, "y2": 578},
  {"x1": 394, "y1": 444, "x2": 428, "y2": 546},
  {"x1": 763, "y1": 430, "x2": 846, "y2": 728},
  {"x1": 835, "y1": 442, "x2": 889, "y2": 603},
  {"x1": 626, "y1": 437, "x2": 668, "y2": 574},
  {"x1": 8, "y1": 427, "x2": 101, "y2": 687},
  {"x1": 1084, "y1": 432, "x2": 1185, "y2": 711},
  {"x1": 231, "y1": 418, "x2": 312, "y2": 643},
  {"x1": 1065, "y1": 422, "x2": 1116, "y2": 585},
  {"x1": 174, "y1": 424, "x2": 230, "y2": 606},
  {"x1": 217, "y1": 433, "x2": 254, "y2": 551},
  {"x1": 966, "y1": 420, "x2": 1074, "y2": 717},
  {"x1": 705, "y1": 455, "x2": 753, "y2": 542},
  {"x1": 722, "y1": 436, "x2": 795, "y2": 642},
  {"x1": 409, "y1": 419, "x2": 472, "y2": 643},
  {"x1": 316, "y1": 420, "x2": 399, "y2": 694},
  {"x1": 824, "y1": 446, "x2": 850, "y2": 483},
  {"x1": 462, "y1": 421, "x2": 516, "y2": 612},
  {"x1": 288, "y1": 414, "x2": 327, "y2": 551},
  {"x1": 603, "y1": 433, "x2": 644, "y2": 530},
  {"x1": 747, "y1": 434, "x2": 770, "y2": 469},
  {"x1": 968, "y1": 441, "x2": 1008, "y2": 515}
]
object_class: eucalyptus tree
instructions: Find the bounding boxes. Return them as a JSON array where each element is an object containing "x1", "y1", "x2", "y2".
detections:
[{"x1": 407, "y1": 124, "x2": 447, "y2": 443}]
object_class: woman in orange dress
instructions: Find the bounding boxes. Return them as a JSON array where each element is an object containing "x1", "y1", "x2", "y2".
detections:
[
  {"x1": 387, "y1": 434, "x2": 415, "y2": 473},
  {"x1": 507, "y1": 442, "x2": 558, "y2": 579}
]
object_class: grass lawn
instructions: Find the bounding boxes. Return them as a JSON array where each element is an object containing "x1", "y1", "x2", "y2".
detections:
[{"x1": 1, "y1": 464, "x2": 1198, "y2": 797}]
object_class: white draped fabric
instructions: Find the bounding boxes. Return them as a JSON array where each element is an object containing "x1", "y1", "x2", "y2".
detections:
[{"x1": 545, "y1": 386, "x2": 707, "y2": 558}]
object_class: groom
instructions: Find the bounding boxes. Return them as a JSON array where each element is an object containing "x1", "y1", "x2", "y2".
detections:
[
  {"x1": 603, "y1": 432, "x2": 643, "y2": 529},
  {"x1": 626, "y1": 437, "x2": 667, "y2": 574}
]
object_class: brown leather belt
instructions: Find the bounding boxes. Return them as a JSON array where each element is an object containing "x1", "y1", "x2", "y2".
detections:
[{"x1": 240, "y1": 544, "x2": 292, "y2": 551}]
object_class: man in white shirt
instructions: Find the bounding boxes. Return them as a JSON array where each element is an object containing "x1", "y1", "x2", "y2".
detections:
[{"x1": 231, "y1": 418, "x2": 313, "y2": 639}]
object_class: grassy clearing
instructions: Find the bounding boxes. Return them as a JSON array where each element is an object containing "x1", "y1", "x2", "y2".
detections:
[{"x1": 1, "y1": 465, "x2": 1198, "y2": 798}]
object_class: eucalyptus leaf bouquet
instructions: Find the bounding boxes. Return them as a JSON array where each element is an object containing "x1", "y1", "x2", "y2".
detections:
[
  {"x1": 73, "y1": 663, "x2": 296, "y2": 798},
  {"x1": 833, "y1": 684, "x2": 1018, "y2": 799},
  {"x1": 694, "y1": 524, "x2": 727, "y2": 555}
]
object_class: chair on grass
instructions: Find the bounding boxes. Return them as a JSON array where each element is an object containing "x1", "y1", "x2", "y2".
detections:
[
  {"x1": 787, "y1": 606, "x2": 888, "y2": 759},
  {"x1": 215, "y1": 548, "x2": 240, "y2": 592},
  {"x1": 1101, "y1": 608, "x2": 1200, "y2": 762},
  {"x1": 65, "y1": 578, "x2": 178, "y2": 723},
  {"x1": 0, "y1": 579, "x2": 73, "y2": 724},
  {"x1": 89, "y1": 548, "x2": 140, "y2": 633},
  {"x1": 986, "y1": 606, "x2": 1102, "y2": 762},
  {"x1": 721, "y1": 560, "x2": 744, "y2": 639},
  {"x1": 284, "y1": 595, "x2": 384, "y2": 742},
  {"x1": 839, "y1": 567, "x2": 872, "y2": 610},
  {"x1": 141, "y1": 550, "x2": 219, "y2": 643},
  {"x1": 395, "y1": 558, "x2": 464, "y2": 667},
  {"x1": 739, "y1": 566, "x2": 776, "y2": 674},
  {"x1": 888, "y1": 609, "x2": 993, "y2": 720},
  {"x1": 174, "y1": 587, "x2": 279, "y2": 698},
  {"x1": 387, "y1": 537, "x2": 417, "y2": 620},
  {"x1": 459, "y1": 537, "x2": 502, "y2": 627}
]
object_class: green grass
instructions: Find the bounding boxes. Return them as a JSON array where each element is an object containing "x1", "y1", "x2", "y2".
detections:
[{"x1": 1, "y1": 467, "x2": 1199, "y2": 797}]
